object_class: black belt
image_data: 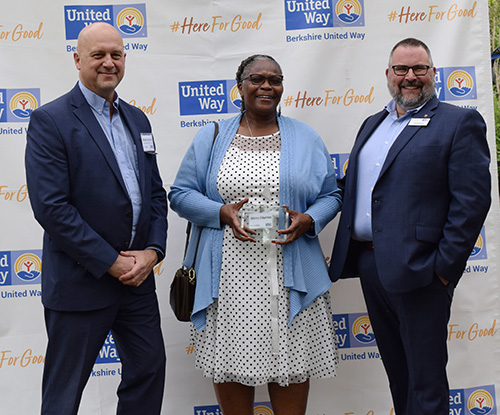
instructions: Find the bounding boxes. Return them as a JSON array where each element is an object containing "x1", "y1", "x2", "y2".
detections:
[
  {"x1": 352, "y1": 239, "x2": 374, "y2": 251},
  {"x1": 362, "y1": 241, "x2": 374, "y2": 251}
]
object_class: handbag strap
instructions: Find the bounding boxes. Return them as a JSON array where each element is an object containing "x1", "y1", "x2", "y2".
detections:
[{"x1": 182, "y1": 121, "x2": 219, "y2": 265}]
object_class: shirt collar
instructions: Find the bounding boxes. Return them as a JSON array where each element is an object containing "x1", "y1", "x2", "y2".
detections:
[
  {"x1": 78, "y1": 80, "x2": 120, "y2": 114},
  {"x1": 385, "y1": 99, "x2": 428, "y2": 120}
]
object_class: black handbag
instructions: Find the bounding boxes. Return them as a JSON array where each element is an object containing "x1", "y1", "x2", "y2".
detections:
[
  {"x1": 169, "y1": 122, "x2": 218, "y2": 322},
  {"x1": 169, "y1": 222, "x2": 202, "y2": 321}
]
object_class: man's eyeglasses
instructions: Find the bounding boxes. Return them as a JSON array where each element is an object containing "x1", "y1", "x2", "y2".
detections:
[
  {"x1": 242, "y1": 74, "x2": 284, "y2": 87},
  {"x1": 391, "y1": 65, "x2": 431, "y2": 76}
]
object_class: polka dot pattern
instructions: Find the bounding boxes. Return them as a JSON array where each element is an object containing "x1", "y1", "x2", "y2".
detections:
[{"x1": 191, "y1": 132, "x2": 338, "y2": 386}]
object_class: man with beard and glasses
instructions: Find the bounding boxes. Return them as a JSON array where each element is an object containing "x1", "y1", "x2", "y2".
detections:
[{"x1": 329, "y1": 38, "x2": 491, "y2": 415}]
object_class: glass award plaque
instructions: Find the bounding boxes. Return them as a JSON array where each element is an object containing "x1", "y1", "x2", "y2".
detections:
[{"x1": 239, "y1": 205, "x2": 289, "y2": 242}]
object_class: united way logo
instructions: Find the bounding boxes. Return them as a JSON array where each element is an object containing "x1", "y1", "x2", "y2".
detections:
[
  {"x1": 334, "y1": 313, "x2": 376, "y2": 349},
  {"x1": 116, "y1": 6, "x2": 145, "y2": 36},
  {"x1": 0, "y1": 89, "x2": 40, "y2": 122},
  {"x1": 95, "y1": 332, "x2": 120, "y2": 364},
  {"x1": 330, "y1": 153, "x2": 349, "y2": 179},
  {"x1": 450, "y1": 385, "x2": 497, "y2": 415},
  {"x1": 469, "y1": 227, "x2": 487, "y2": 261},
  {"x1": 284, "y1": 0, "x2": 364, "y2": 30},
  {"x1": 179, "y1": 80, "x2": 240, "y2": 116},
  {"x1": 15, "y1": 253, "x2": 41, "y2": 282},
  {"x1": 194, "y1": 402, "x2": 273, "y2": 414},
  {"x1": 230, "y1": 84, "x2": 242, "y2": 111},
  {"x1": 467, "y1": 389, "x2": 495, "y2": 415},
  {"x1": 0, "y1": 251, "x2": 43, "y2": 287},
  {"x1": 10, "y1": 91, "x2": 38, "y2": 119},
  {"x1": 335, "y1": 0, "x2": 363, "y2": 24},
  {"x1": 435, "y1": 67, "x2": 477, "y2": 101},
  {"x1": 447, "y1": 69, "x2": 474, "y2": 98},
  {"x1": 253, "y1": 404, "x2": 274, "y2": 415},
  {"x1": 352, "y1": 315, "x2": 375, "y2": 344},
  {"x1": 64, "y1": 4, "x2": 147, "y2": 40}
]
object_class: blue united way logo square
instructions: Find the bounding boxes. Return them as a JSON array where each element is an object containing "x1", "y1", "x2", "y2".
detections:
[
  {"x1": 332, "y1": 0, "x2": 365, "y2": 27},
  {"x1": 449, "y1": 384, "x2": 497, "y2": 415},
  {"x1": 95, "y1": 332, "x2": 120, "y2": 363},
  {"x1": 0, "y1": 251, "x2": 12, "y2": 286},
  {"x1": 0, "y1": 89, "x2": 7, "y2": 122},
  {"x1": 11, "y1": 250, "x2": 42, "y2": 286},
  {"x1": 333, "y1": 313, "x2": 350, "y2": 348},
  {"x1": 179, "y1": 80, "x2": 240, "y2": 116},
  {"x1": 64, "y1": 5, "x2": 114, "y2": 40},
  {"x1": 1, "y1": 88, "x2": 40, "y2": 123},
  {"x1": 469, "y1": 226, "x2": 487, "y2": 261},
  {"x1": 330, "y1": 153, "x2": 350, "y2": 179},
  {"x1": 64, "y1": 4, "x2": 147, "y2": 40},
  {"x1": 284, "y1": 0, "x2": 334, "y2": 30},
  {"x1": 113, "y1": 4, "x2": 148, "y2": 38},
  {"x1": 435, "y1": 66, "x2": 477, "y2": 101}
]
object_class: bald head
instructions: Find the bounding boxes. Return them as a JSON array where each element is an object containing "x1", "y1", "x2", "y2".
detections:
[{"x1": 74, "y1": 22, "x2": 126, "y2": 102}]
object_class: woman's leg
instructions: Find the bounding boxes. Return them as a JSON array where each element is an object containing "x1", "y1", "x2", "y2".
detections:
[
  {"x1": 213, "y1": 382, "x2": 255, "y2": 415},
  {"x1": 268, "y1": 380, "x2": 310, "y2": 415}
]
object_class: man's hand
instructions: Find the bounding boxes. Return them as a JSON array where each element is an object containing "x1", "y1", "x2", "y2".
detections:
[
  {"x1": 108, "y1": 254, "x2": 135, "y2": 278},
  {"x1": 437, "y1": 274, "x2": 450, "y2": 286},
  {"x1": 109, "y1": 249, "x2": 158, "y2": 287}
]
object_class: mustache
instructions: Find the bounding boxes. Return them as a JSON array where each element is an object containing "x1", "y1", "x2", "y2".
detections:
[{"x1": 400, "y1": 80, "x2": 423, "y2": 88}]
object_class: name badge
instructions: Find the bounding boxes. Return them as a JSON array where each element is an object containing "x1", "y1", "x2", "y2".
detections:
[
  {"x1": 141, "y1": 133, "x2": 156, "y2": 154},
  {"x1": 247, "y1": 212, "x2": 274, "y2": 229},
  {"x1": 408, "y1": 118, "x2": 430, "y2": 127}
]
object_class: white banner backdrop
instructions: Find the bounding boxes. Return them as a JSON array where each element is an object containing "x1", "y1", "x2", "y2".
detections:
[{"x1": 1, "y1": 1, "x2": 499, "y2": 414}]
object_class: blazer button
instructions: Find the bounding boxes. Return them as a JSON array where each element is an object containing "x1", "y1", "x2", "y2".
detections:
[{"x1": 126, "y1": 211, "x2": 133, "y2": 217}]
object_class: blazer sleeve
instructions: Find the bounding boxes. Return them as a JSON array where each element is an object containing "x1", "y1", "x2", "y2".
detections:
[
  {"x1": 434, "y1": 109, "x2": 491, "y2": 283},
  {"x1": 145, "y1": 144, "x2": 168, "y2": 255}
]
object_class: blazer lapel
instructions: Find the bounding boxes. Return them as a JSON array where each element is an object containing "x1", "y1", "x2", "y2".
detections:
[
  {"x1": 378, "y1": 97, "x2": 438, "y2": 179},
  {"x1": 70, "y1": 85, "x2": 128, "y2": 194}
]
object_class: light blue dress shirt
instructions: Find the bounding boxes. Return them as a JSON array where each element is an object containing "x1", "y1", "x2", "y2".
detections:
[
  {"x1": 352, "y1": 100, "x2": 424, "y2": 241},
  {"x1": 79, "y1": 81, "x2": 142, "y2": 246}
]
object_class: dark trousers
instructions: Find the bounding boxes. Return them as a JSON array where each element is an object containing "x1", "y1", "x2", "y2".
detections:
[
  {"x1": 41, "y1": 288, "x2": 166, "y2": 415},
  {"x1": 357, "y1": 245, "x2": 454, "y2": 415}
]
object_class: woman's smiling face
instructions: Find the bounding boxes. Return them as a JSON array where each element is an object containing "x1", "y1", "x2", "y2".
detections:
[{"x1": 238, "y1": 59, "x2": 283, "y2": 117}]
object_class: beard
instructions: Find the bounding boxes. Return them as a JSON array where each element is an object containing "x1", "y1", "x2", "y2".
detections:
[{"x1": 388, "y1": 77, "x2": 436, "y2": 111}]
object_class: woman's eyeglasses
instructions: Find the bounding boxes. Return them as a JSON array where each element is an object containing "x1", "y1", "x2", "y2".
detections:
[{"x1": 242, "y1": 74, "x2": 284, "y2": 86}]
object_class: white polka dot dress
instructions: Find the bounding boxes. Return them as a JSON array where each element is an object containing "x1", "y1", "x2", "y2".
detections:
[{"x1": 192, "y1": 132, "x2": 338, "y2": 386}]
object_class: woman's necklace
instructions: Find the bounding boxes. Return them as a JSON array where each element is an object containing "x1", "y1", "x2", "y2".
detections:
[{"x1": 244, "y1": 112, "x2": 254, "y2": 137}]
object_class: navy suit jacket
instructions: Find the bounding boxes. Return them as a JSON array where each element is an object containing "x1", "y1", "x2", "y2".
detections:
[
  {"x1": 25, "y1": 84, "x2": 168, "y2": 311},
  {"x1": 329, "y1": 97, "x2": 491, "y2": 292}
]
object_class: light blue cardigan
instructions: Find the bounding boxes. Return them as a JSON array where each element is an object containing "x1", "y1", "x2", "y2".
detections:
[{"x1": 168, "y1": 114, "x2": 341, "y2": 330}]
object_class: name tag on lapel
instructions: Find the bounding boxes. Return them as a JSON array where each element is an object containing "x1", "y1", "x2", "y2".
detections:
[
  {"x1": 408, "y1": 118, "x2": 430, "y2": 127},
  {"x1": 141, "y1": 133, "x2": 156, "y2": 154}
]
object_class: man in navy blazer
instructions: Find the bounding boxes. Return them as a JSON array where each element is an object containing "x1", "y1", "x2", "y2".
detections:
[
  {"x1": 25, "y1": 23, "x2": 167, "y2": 414},
  {"x1": 329, "y1": 38, "x2": 491, "y2": 415}
]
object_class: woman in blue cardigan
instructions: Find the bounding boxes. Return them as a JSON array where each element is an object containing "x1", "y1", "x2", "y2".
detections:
[{"x1": 169, "y1": 54, "x2": 341, "y2": 415}]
